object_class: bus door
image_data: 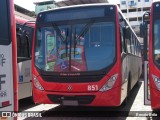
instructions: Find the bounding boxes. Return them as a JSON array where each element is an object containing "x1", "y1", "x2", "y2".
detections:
[
  {"x1": 0, "y1": 0, "x2": 18, "y2": 119},
  {"x1": 140, "y1": 12, "x2": 150, "y2": 105}
]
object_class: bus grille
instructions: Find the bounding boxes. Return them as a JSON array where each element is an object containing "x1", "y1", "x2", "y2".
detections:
[
  {"x1": 47, "y1": 94, "x2": 95, "y2": 105},
  {"x1": 42, "y1": 75, "x2": 104, "y2": 83}
]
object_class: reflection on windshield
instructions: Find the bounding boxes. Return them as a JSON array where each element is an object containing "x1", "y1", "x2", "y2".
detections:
[
  {"x1": 35, "y1": 22, "x2": 115, "y2": 72},
  {"x1": 154, "y1": 20, "x2": 160, "y2": 64}
]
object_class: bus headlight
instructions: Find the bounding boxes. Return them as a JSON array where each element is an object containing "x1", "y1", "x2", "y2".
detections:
[
  {"x1": 33, "y1": 75, "x2": 44, "y2": 91},
  {"x1": 99, "y1": 74, "x2": 118, "y2": 92},
  {"x1": 152, "y1": 75, "x2": 160, "y2": 91}
]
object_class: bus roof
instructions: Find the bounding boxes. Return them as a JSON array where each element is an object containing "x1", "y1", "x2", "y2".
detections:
[
  {"x1": 37, "y1": 3, "x2": 117, "y2": 14},
  {"x1": 54, "y1": 0, "x2": 108, "y2": 7}
]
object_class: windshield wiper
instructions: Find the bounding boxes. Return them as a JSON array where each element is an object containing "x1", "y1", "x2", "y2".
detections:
[
  {"x1": 65, "y1": 29, "x2": 69, "y2": 57},
  {"x1": 73, "y1": 27, "x2": 77, "y2": 57},
  {"x1": 52, "y1": 23, "x2": 69, "y2": 57},
  {"x1": 73, "y1": 20, "x2": 95, "y2": 57},
  {"x1": 52, "y1": 23, "x2": 65, "y2": 41}
]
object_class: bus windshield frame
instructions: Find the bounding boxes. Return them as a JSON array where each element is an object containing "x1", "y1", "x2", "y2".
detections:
[{"x1": 34, "y1": 5, "x2": 117, "y2": 76}]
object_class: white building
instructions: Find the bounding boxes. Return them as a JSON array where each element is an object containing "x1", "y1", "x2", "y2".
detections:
[
  {"x1": 34, "y1": 0, "x2": 57, "y2": 15},
  {"x1": 120, "y1": 0, "x2": 152, "y2": 35}
]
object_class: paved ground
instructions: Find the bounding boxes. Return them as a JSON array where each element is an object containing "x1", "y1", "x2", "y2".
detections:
[{"x1": 18, "y1": 79, "x2": 158, "y2": 120}]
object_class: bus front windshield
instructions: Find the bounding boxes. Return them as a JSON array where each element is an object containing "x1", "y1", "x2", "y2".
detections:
[
  {"x1": 35, "y1": 21, "x2": 115, "y2": 72},
  {"x1": 154, "y1": 19, "x2": 160, "y2": 65}
]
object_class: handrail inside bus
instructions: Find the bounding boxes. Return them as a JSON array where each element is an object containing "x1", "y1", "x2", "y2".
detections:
[
  {"x1": 17, "y1": 21, "x2": 35, "y2": 34},
  {"x1": 22, "y1": 21, "x2": 35, "y2": 26},
  {"x1": 22, "y1": 21, "x2": 35, "y2": 31}
]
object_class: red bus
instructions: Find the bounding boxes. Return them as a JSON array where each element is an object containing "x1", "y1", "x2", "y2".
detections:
[
  {"x1": 15, "y1": 17, "x2": 35, "y2": 100},
  {"x1": 0, "y1": 0, "x2": 18, "y2": 116},
  {"x1": 148, "y1": 1, "x2": 160, "y2": 110},
  {"x1": 32, "y1": 4, "x2": 142, "y2": 106}
]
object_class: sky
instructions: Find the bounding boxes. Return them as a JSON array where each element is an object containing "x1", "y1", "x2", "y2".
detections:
[
  {"x1": 14, "y1": 0, "x2": 120, "y2": 11},
  {"x1": 14, "y1": 0, "x2": 35, "y2": 11}
]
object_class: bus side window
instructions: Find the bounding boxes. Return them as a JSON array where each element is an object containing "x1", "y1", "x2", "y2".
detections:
[
  {"x1": 125, "y1": 27, "x2": 131, "y2": 54},
  {"x1": 120, "y1": 26, "x2": 126, "y2": 53},
  {"x1": 23, "y1": 26, "x2": 34, "y2": 58},
  {"x1": 17, "y1": 35, "x2": 21, "y2": 57},
  {"x1": 17, "y1": 34, "x2": 30, "y2": 58},
  {"x1": 118, "y1": 13, "x2": 127, "y2": 53}
]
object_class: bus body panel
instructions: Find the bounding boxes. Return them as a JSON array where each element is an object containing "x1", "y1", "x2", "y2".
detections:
[
  {"x1": 129, "y1": 55, "x2": 142, "y2": 89},
  {"x1": 18, "y1": 60, "x2": 32, "y2": 99},
  {"x1": 120, "y1": 55, "x2": 142, "y2": 103}
]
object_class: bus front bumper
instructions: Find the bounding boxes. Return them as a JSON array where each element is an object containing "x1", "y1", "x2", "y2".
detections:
[{"x1": 33, "y1": 86, "x2": 121, "y2": 106}]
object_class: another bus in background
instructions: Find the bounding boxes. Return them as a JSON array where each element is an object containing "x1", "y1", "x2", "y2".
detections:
[{"x1": 16, "y1": 17, "x2": 35, "y2": 100}]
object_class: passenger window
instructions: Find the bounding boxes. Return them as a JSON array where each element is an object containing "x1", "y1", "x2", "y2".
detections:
[
  {"x1": 17, "y1": 34, "x2": 30, "y2": 58},
  {"x1": 126, "y1": 28, "x2": 131, "y2": 54},
  {"x1": 120, "y1": 26, "x2": 127, "y2": 53}
]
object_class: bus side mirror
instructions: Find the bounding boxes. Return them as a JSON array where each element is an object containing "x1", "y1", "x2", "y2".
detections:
[{"x1": 140, "y1": 23, "x2": 145, "y2": 38}]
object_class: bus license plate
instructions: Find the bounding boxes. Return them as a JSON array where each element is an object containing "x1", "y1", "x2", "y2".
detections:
[{"x1": 62, "y1": 100, "x2": 78, "y2": 106}]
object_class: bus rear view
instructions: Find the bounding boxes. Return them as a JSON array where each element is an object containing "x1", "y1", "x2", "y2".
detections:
[{"x1": 32, "y1": 4, "x2": 142, "y2": 106}]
